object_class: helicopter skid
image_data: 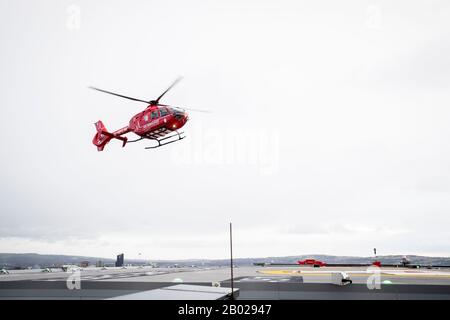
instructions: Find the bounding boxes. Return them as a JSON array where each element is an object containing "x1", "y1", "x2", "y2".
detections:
[{"x1": 145, "y1": 131, "x2": 185, "y2": 149}]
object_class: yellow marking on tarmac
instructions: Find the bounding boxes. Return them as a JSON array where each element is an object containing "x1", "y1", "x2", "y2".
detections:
[
  {"x1": 378, "y1": 273, "x2": 450, "y2": 278},
  {"x1": 258, "y1": 270, "x2": 367, "y2": 277},
  {"x1": 257, "y1": 269, "x2": 450, "y2": 278}
]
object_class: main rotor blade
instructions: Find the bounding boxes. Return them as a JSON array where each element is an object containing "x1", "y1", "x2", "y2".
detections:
[
  {"x1": 155, "y1": 77, "x2": 183, "y2": 103},
  {"x1": 89, "y1": 86, "x2": 149, "y2": 104},
  {"x1": 158, "y1": 103, "x2": 211, "y2": 113}
]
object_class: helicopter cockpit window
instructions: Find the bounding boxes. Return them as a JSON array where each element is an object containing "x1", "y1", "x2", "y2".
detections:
[
  {"x1": 151, "y1": 111, "x2": 159, "y2": 119},
  {"x1": 160, "y1": 108, "x2": 168, "y2": 117},
  {"x1": 173, "y1": 108, "x2": 184, "y2": 120}
]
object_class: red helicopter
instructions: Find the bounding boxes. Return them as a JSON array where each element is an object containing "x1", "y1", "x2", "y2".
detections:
[{"x1": 90, "y1": 77, "x2": 208, "y2": 151}]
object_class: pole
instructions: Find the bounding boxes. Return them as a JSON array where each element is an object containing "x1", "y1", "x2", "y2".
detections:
[{"x1": 230, "y1": 222, "x2": 234, "y2": 300}]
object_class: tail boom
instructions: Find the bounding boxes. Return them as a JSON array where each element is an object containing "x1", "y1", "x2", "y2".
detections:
[{"x1": 93, "y1": 121, "x2": 129, "y2": 151}]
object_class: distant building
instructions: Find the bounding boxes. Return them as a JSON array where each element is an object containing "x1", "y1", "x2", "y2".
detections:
[
  {"x1": 79, "y1": 261, "x2": 90, "y2": 268},
  {"x1": 96, "y1": 260, "x2": 104, "y2": 267},
  {"x1": 115, "y1": 254, "x2": 124, "y2": 267}
]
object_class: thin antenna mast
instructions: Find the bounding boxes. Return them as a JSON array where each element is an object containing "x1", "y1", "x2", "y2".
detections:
[{"x1": 230, "y1": 222, "x2": 234, "y2": 300}]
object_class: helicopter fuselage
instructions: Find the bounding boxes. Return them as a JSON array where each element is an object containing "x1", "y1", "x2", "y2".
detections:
[
  {"x1": 93, "y1": 105, "x2": 188, "y2": 151},
  {"x1": 129, "y1": 105, "x2": 188, "y2": 136}
]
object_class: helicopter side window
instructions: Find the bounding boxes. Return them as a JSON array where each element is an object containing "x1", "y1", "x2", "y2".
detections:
[
  {"x1": 151, "y1": 111, "x2": 159, "y2": 119},
  {"x1": 160, "y1": 108, "x2": 168, "y2": 117}
]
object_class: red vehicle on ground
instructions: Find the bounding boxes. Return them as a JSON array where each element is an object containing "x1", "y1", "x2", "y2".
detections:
[
  {"x1": 372, "y1": 261, "x2": 382, "y2": 267},
  {"x1": 297, "y1": 258, "x2": 327, "y2": 267}
]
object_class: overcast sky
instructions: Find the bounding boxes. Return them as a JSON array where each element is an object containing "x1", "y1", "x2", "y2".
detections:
[{"x1": 1, "y1": 0, "x2": 449, "y2": 260}]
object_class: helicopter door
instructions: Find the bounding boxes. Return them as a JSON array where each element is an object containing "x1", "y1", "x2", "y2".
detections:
[
  {"x1": 150, "y1": 110, "x2": 160, "y2": 128},
  {"x1": 151, "y1": 110, "x2": 159, "y2": 119},
  {"x1": 159, "y1": 108, "x2": 169, "y2": 125}
]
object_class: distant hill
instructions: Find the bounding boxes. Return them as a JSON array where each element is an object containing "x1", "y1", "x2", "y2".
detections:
[
  {"x1": 0, "y1": 253, "x2": 118, "y2": 269},
  {"x1": 1, "y1": 253, "x2": 450, "y2": 269}
]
